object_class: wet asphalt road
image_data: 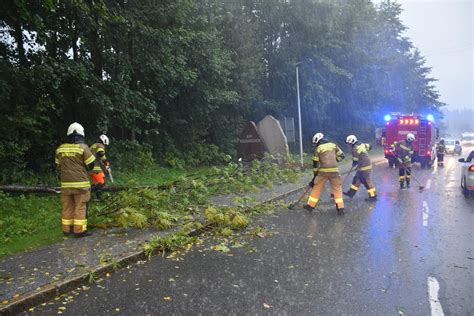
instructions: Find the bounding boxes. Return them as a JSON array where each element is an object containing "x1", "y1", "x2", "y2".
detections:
[{"x1": 28, "y1": 153, "x2": 473, "y2": 315}]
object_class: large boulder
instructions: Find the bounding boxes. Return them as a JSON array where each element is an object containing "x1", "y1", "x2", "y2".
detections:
[{"x1": 257, "y1": 115, "x2": 289, "y2": 159}]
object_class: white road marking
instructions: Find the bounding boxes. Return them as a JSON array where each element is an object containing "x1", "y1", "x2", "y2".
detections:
[
  {"x1": 446, "y1": 159, "x2": 454, "y2": 170},
  {"x1": 425, "y1": 179, "x2": 432, "y2": 190},
  {"x1": 422, "y1": 201, "x2": 429, "y2": 227},
  {"x1": 427, "y1": 277, "x2": 445, "y2": 316}
]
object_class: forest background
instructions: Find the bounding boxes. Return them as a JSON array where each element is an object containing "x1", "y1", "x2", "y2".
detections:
[{"x1": 0, "y1": 0, "x2": 444, "y2": 182}]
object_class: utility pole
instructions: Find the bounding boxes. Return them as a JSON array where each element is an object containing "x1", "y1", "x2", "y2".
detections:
[{"x1": 296, "y1": 65, "x2": 303, "y2": 169}]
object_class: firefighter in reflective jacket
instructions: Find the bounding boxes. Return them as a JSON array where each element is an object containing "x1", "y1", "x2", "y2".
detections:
[
  {"x1": 436, "y1": 138, "x2": 446, "y2": 167},
  {"x1": 390, "y1": 133, "x2": 415, "y2": 189},
  {"x1": 90, "y1": 134, "x2": 110, "y2": 200},
  {"x1": 304, "y1": 133, "x2": 345, "y2": 215},
  {"x1": 55, "y1": 123, "x2": 95, "y2": 237},
  {"x1": 343, "y1": 135, "x2": 377, "y2": 201}
]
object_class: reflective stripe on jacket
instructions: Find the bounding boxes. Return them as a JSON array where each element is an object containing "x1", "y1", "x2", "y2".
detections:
[
  {"x1": 90, "y1": 143, "x2": 107, "y2": 173},
  {"x1": 436, "y1": 143, "x2": 446, "y2": 154},
  {"x1": 352, "y1": 143, "x2": 372, "y2": 171},
  {"x1": 390, "y1": 141, "x2": 414, "y2": 164},
  {"x1": 313, "y1": 142, "x2": 345, "y2": 174},
  {"x1": 55, "y1": 143, "x2": 95, "y2": 189}
]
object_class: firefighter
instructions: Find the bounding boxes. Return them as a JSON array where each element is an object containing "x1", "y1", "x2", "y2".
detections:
[
  {"x1": 90, "y1": 134, "x2": 110, "y2": 200},
  {"x1": 343, "y1": 135, "x2": 377, "y2": 201},
  {"x1": 390, "y1": 133, "x2": 415, "y2": 189},
  {"x1": 55, "y1": 123, "x2": 96, "y2": 237},
  {"x1": 436, "y1": 138, "x2": 446, "y2": 167},
  {"x1": 304, "y1": 133, "x2": 346, "y2": 215}
]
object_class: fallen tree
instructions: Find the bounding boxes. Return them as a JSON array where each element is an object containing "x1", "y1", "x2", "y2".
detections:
[{"x1": 0, "y1": 185, "x2": 130, "y2": 194}]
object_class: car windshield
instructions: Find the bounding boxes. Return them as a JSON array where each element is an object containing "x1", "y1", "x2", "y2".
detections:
[
  {"x1": 444, "y1": 140, "x2": 455, "y2": 145},
  {"x1": 463, "y1": 136, "x2": 474, "y2": 141}
]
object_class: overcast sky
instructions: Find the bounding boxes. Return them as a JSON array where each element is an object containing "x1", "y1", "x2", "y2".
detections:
[{"x1": 395, "y1": 0, "x2": 473, "y2": 111}]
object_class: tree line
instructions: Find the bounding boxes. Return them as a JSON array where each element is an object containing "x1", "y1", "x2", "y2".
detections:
[{"x1": 0, "y1": 0, "x2": 443, "y2": 180}]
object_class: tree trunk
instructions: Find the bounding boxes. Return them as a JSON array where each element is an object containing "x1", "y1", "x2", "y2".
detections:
[
  {"x1": 86, "y1": 0, "x2": 103, "y2": 78},
  {"x1": 70, "y1": 20, "x2": 79, "y2": 61},
  {"x1": 0, "y1": 183, "x2": 176, "y2": 194},
  {"x1": 14, "y1": 21, "x2": 27, "y2": 67},
  {"x1": 0, "y1": 185, "x2": 61, "y2": 194}
]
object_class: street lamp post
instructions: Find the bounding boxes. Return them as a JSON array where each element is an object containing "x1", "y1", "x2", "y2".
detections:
[{"x1": 296, "y1": 64, "x2": 303, "y2": 169}]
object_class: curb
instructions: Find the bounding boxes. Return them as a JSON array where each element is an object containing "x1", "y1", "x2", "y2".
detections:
[{"x1": 0, "y1": 157, "x2": 386, "y2": 315}]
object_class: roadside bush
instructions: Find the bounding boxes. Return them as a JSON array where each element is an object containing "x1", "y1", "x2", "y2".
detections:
[
  {"x1": 108, "y1": 140, "x2": 155, "y2": 171},
  {"x1": 162, "y1": 143, "x2": 231, "y2": 169}
]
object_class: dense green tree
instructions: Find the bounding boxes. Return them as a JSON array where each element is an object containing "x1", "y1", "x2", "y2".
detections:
[{"x1": 0, "y1": 0, "x2": 444, "y2": 181}]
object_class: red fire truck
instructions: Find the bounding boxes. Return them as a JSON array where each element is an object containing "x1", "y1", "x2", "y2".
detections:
[{"x1": 383, "y1": 113, "x2": 438, "y2": 168}]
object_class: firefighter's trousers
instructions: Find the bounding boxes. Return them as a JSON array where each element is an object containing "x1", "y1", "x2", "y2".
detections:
[
  {"x1": 90, "y1": 172, "x2": 106, "y2": 199},
  {"x1": 399, "y1": 165, "x2": 411, "y2": 186},
  {"x1": 346, "y1": 170, "x2": 376, "y2": 198},
  {"x1": 437, "y1": 153, "x2": 444, "y2": 166},
  {"x1": 61, "y1": 188, "x2": 90, "y2": 234},
  {"x1": 307, "y1": 173, "x2": 344, "y2": 209}
]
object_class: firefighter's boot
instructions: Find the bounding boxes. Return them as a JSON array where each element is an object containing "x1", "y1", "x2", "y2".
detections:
[
  {"x1": 366, "y1": 188, "x2": 377, "y2": 201},
  {"x1": 336, "y1": 205, "x2": 344, "y2": 216},
  {"x1": 343, "y1": 185, "x2": 357, "y2": 198},
  {"x1": 343, "y1": 190, "x2": 356, "y2": 198},
  {"x1": 75, "y1": 231, "x2": 93, "y2": 238},
  {"x1": 400, "y1": 182, "x2": 405, "y2": 189},
  {"x1": 406, "y1": 180, "x2": 410, "y2": 188},
  {"x1": 304, "y1": 204, "x2": 314, "y2": 212}
]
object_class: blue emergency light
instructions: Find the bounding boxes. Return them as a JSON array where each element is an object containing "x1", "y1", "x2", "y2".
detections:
[
  {"x1": 384, "y1": 114, "x2": 391, "y2": 122},
  {"x1": 426, "y1": 114, "x2": 434, "y2": 122}
]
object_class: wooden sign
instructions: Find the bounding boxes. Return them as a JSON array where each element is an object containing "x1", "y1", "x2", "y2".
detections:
[{"x1": 236, "y1": 122, "x2": 266, "y2": 162}]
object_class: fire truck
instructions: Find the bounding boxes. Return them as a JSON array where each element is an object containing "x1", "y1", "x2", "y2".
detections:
[{"x1": 383, "y1": 113, "x2": 438, "y2": 168}]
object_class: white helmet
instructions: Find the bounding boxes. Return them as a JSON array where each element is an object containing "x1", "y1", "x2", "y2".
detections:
[
  {"x1": 99, "y1": 134, "x2": 110, "y2": 146},
  {"x1": 312, "y1": 132, "x2": 324, "y2": 145},
  {"x1": 345, "y1": 135, "x2": 358, "y2": 145},
  {"x1": 406, "y1": 133, "x2": 415, "y2": 142},
  {"x1": 67, "y1": 122, "x2": 85, "y2": 136}
]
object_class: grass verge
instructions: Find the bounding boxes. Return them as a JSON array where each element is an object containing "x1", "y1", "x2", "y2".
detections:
[
  {"x1": 0, "y1": 158, "x2": 302, "y2": 258},
  {"x1": 0, "y1": 165, "x2": 212, "y2": 257},
  {"x1": 0, "y1": 194, "x2": 62, "y2": 257}
]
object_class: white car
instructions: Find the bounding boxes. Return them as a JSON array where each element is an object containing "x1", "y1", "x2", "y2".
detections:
[
  {"x1": 459, "y1": 150, "x2": 474, "y2": 195},
  {"x1": 444, "y1": 139, "x2": 456, "y2": 154},
  {"x1": 461, "y1": 133, "x2": 474, "y2": 146}
]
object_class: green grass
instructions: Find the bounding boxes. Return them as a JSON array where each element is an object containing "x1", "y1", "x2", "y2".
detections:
[
  {"x1": 0, "y1": 193, "x2": 63, "y2": 257},
  {"x1": 0, "y1": 165, "x2": 213, "y2": 258}
]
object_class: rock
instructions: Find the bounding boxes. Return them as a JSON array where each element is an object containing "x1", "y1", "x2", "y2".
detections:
[{"x1": 257, "y1": 115, "x2": 289, "y2": 159}]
